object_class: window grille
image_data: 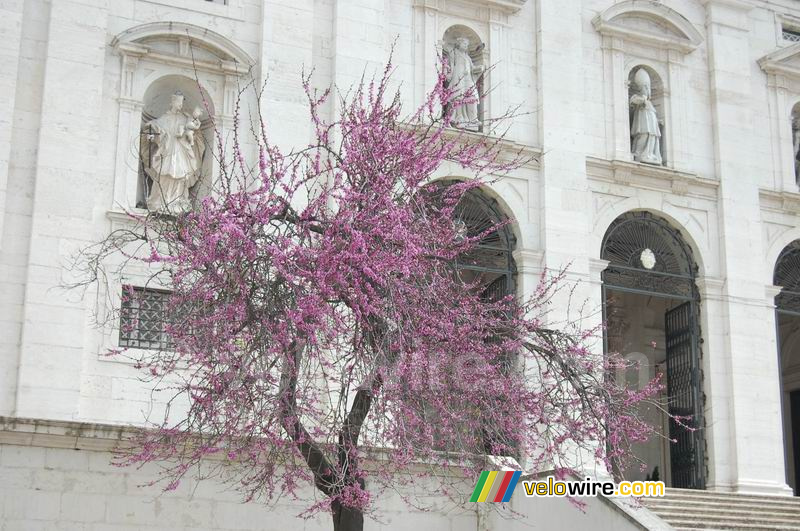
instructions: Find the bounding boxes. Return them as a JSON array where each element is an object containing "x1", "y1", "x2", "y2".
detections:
[
  {"x1": 783, "y1": 28, "x2": 800, "y2": 43},
  {"x1": 119, "y1": 286, "x2": 182, "y2": 350}
]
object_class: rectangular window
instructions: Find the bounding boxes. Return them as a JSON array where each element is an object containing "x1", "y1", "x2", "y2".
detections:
[
  {"x1": 119, "y1": 286, "x2": 181, "y2": 350},
  {"x1": 783, "y1": 27, "x2": 800, "y2": 43}
]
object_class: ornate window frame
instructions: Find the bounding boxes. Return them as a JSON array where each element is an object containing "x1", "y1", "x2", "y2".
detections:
[
  {"x1": 593, "y1": 1, "x2": 703, "y2": 171},
  {"x1": 109, "y1": 22, "x2": 254, "y2": 214}
]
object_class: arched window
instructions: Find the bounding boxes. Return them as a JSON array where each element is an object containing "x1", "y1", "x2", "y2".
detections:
[
  {"x1": 453, "y1": 187, "x2": 517, "y2": 302},
  {"x1": 775, "y1": 240, "x2": 800, "y2": 314},
  {"x1": 602, "y1": 211, "x2": 696, "y2": 299}
]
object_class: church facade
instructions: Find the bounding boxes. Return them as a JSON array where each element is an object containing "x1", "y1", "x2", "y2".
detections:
[{"x1": 3, "y1": 0, "x2": 800, "y2": 529}]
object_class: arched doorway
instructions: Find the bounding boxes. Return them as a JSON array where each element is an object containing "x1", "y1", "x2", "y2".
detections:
[
  {"x1": 427, "y1": 184, "x2": 517, "y2": 455},
  {"x1": 775, "y1": 240, "x2": 800, "y2": 496},
  {"x1": 601, "y1": 211, "x2": 705, "y2": 489}
]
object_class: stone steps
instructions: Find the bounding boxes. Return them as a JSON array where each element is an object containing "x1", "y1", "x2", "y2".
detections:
[{"x1": 642, "y1": 488, "x2": 800, "y2": 530}]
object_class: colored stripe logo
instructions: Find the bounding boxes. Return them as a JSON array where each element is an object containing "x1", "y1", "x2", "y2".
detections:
[{"x1": 470, "y1": 471, "x2": 521, "y2": 502}]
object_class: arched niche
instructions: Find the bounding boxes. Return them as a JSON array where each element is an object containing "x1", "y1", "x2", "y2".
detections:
[
  {"x1": 442, "y1": 25, "x2": 487, "y2": 132},
  {"x1": 136, "y1": 75, "x2": 216, "y2": 210},
  {"x1": 593, "y1": 2, "x2": 701, "y2": 169},
  {"x1": 109, "y1": 23, "x2": 253, "y2": 214},
  {"x1": 628, "y1": 65, "x2": 666, "y2": 166}
]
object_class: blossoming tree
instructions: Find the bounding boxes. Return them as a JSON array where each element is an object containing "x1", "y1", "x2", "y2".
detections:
[{"x1": 76, "y1": 61, "x2": 663, "y2": 531}]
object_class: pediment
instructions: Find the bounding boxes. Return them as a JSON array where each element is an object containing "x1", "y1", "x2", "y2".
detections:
[
  {"x1": 759, "y1": 43, "x2": 800, "y2": 79},
  {"x1": 593, "y1": 0, "x2": 703, "y2": 54},
  {"x1": 112, "y1": 22, "x2": 254, "y2": 75}
]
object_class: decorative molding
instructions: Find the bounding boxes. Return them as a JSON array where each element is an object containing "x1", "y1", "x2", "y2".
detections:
[
  {"x1": 759, "y1": 42, "x2": 800, "y2": 80},
  {"x1": 111, "y1": 22, "x2": 254, "y2": 75},
  {"x1": 699, "y1": 0, "x2": 753, "y2": 13},
  {"x1": 586, "y1": 157, "x2": 719, "y2": 200},
  {"x1": 413, "y1": 0, "x2": 527, "y2": 16},
  {"x1": 512, "y1": 248, "x2": 545, "y2": 273},
  {"x1": 759, "y1": 188, "x2": 800, "y2": 215},
  {"x1": 589, "y1": 258, "x2": 611, "y2": 278},
  {"x1": 592, "y1": 0, "x2": 704, "y2": 54},
  {"x1": 414, "y1": 123, "x2": 542, "y2": 169},
  {"x1": 766, "y1": 284, "x2": 784, "y2": 302},
  {"x1": 696, "y1": 276, "x2": 726, "y2": 300}
]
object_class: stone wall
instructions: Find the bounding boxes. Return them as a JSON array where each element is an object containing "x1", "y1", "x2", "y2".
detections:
[{"x1": 3, "y1": 0, "x2": 800, "y2": 528}]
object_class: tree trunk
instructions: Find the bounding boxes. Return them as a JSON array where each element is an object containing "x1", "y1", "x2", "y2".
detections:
[{"x1": 331, "y1": 500, "x2": 364, "y2": 531}]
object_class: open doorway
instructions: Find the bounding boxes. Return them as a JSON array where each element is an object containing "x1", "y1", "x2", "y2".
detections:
[
  {"x1": 602, "y1": 211, "x2": 705, "y2": 489},
  {"x1": 775, "y1": 240, "x2": 800, "y2": 496}
]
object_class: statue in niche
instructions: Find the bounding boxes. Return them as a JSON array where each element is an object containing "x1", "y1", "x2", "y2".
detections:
[
  {"x1": 792, "y1": 115, "x2": 800, "y2": 183},
  {"x1": 443, "y1": 37, "x2": 484, "y2": 132},
  {"x1": 629, "y1": 68, "x2": 663, "y2": 165},
  {"x1": 140, "y1": 91, "x2": 205, "y2": 213}
]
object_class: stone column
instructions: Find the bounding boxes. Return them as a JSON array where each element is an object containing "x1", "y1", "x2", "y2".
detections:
[
  {"x1": 0, "y1": 0, "x2": 24, "y2": 250},
  {"x1": 536, "y1": 0, "x2": 598, "y2": 473},
  {"x1": 14, "y1": 0, "x2": 110, "y2": 419},
  {"x1": 600, "y1": 35, "x2": 633, "y2": 162},
  {"x1": 536, "y1": 0, "x2": 593, "y2": 316},
  {"x1": 666, "y1": 49, "x2": 689, "y2": 172},
  {"x1": 260, "y1": 0, "x2": 315, "y2": 153},
  {"x1": 696, "y1": 276, "x2": 734, "y2": 490},
  {"x1": 702, "y1": 0, "x2": 792, "y2": 495}
]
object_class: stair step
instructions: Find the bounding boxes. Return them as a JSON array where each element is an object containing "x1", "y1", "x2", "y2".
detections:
[
  {"x1": 660, "y1": 489, "x2": 800, "y2": 504},
  {"x1": 651, "y1": 506, "x2": 800, "y2": 520},
  {"x1": 656, "y1": 510, "x2": 800, "y2": 525},
  {"x1": 645, "y1": 500, "x2": 800, "y2": 515},
  {"x1": 642, "y1": 489, "x2": 800, "y2": 530},
  {"x1": 663, "y1": 517, "x2": 800, "y2": 530}
]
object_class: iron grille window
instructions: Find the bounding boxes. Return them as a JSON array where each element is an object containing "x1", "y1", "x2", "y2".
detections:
[
  {"x1": 119, "y1": 286, "x2": 180, "y2": 350},
  {"x1": 784, "y1": 28, "x2": 800, "y2": 43}
]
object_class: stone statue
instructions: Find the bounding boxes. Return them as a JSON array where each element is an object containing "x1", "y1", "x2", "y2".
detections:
[
  {"x1": 444, "y1": 37, "x2": 484, "y2": 132},
  {"x1": 629, "y1": 68, "x2": 663, "y2": 165},
  {"x1": 141, "y1": 91, "x2": 205, "y2": 213},
  {"x1": 793, "y1": 115, "x2": 800, "y2": 183},
  {"x1": 183, "y1": 106, "x2": 203, "y2": 148}
]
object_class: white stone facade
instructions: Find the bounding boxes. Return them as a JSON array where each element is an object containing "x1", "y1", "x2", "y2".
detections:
[{"x1": 3, "y1": 0, "x2": 800, "y2": 528}]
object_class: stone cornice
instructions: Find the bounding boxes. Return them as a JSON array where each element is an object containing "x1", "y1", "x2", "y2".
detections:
[
  {"x1": 759, "y1": 188, "x2": 800, "y2": 215},
  {"x1": 0, "y1": 416, "x2": 130, "y2": 453},
  {"x1": 398, "y1": 122, "x2": 542, "y2": 170},
  {"x1": 759, "y1": 42, "x2": 800, "y2": 80},
  {"x1": 586, "y1": 157, "x2": 719, "y2": 200},
  {"x1": 413, "y1": 0, "x2": 527, "y2": 15}
]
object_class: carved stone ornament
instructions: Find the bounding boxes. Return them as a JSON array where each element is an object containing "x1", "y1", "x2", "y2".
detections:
[
  {"x1": 140, "y1": 91, "x2": 206, "y2": 214},
  {"x1": 443, "y1": 37, "x2": 484, "y2": 132},
  {"x1": 630, "y1": 68, "x2": 662, "y2": 165},
  {"x1": 640, "y1": 248, "x2": 657, "y2": 270}
]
